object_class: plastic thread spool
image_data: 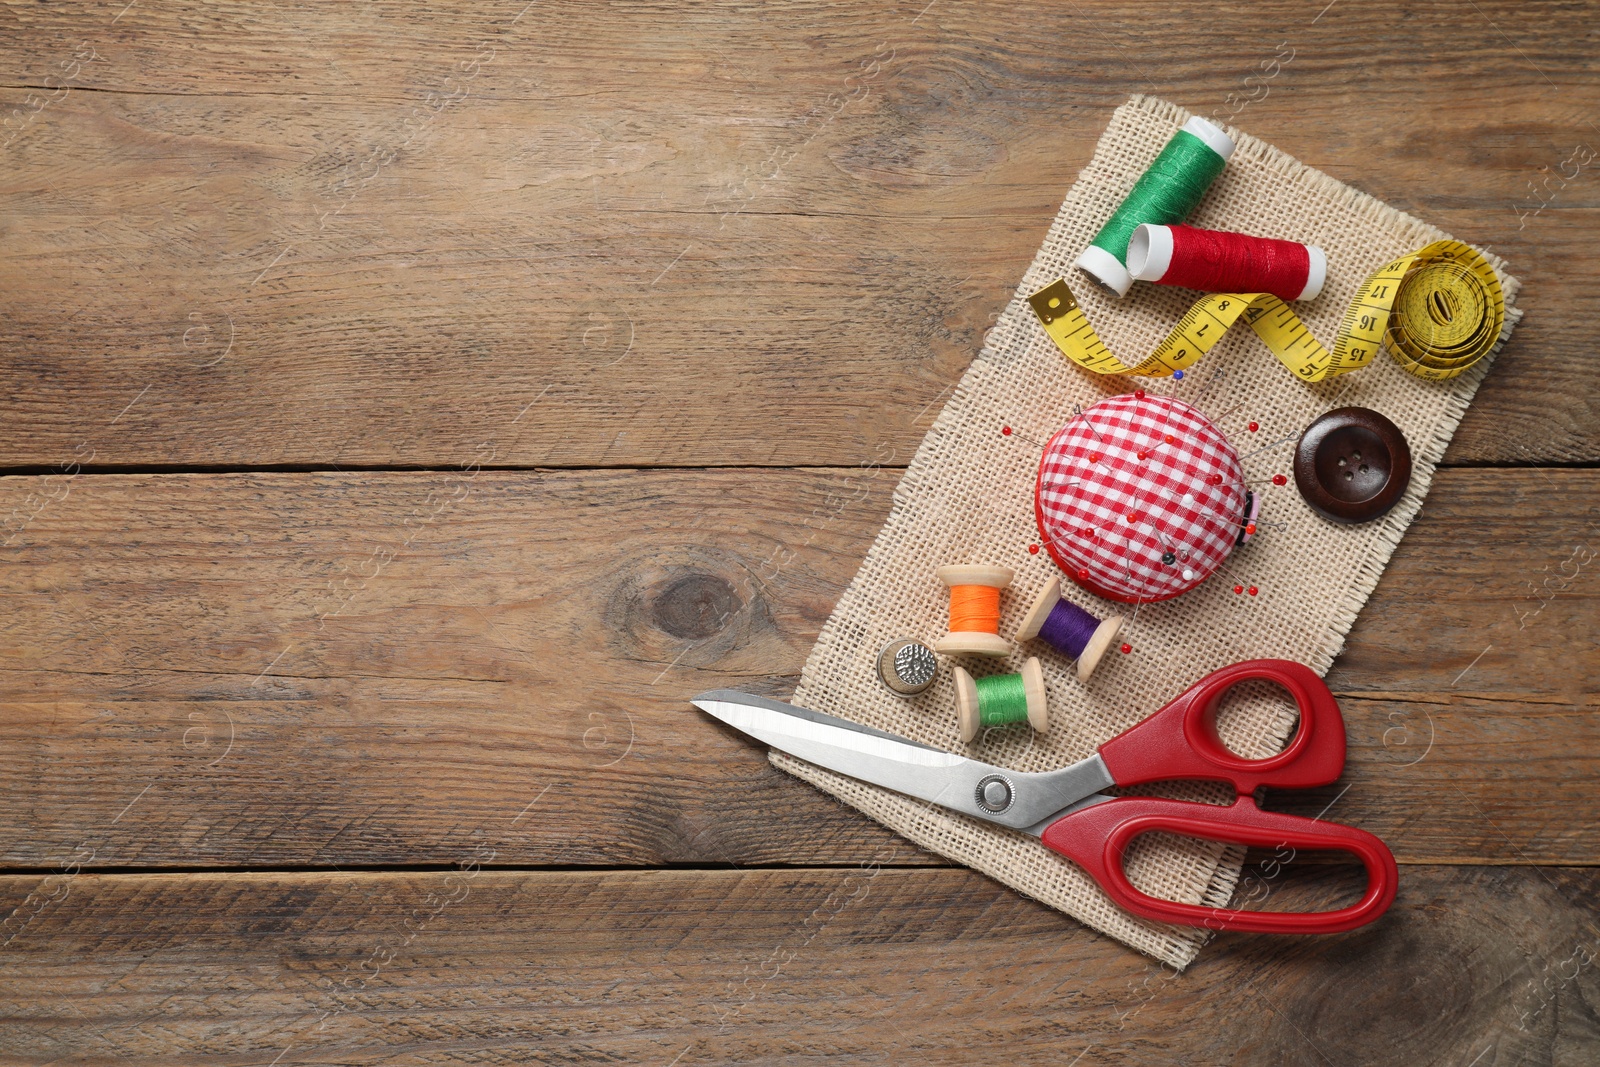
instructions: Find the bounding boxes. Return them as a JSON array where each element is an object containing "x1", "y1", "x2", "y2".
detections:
[
  {"x1": 1016, "y1": 575, "x2": 1124, "y2": 683},
  {"x1": 1076, "y1": 116, "x2": 1236, "y2": 298},
  {"x1": 934, "y1": 564, "x2": 1014, "y2": 657},
  {"x1": 1127, "y1": 223, "x2": 1327, "y2": 302},
  {"x1": 953, "y1": 658, "x2": 1048, "y2": 744}
]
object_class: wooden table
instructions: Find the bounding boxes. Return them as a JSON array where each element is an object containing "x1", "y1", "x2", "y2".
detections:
[{"x1": 2, "y1": 2, "x2": 1596, "y2": 1063}]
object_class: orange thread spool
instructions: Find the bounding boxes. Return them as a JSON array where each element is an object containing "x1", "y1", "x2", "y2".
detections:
[
  {"x1": 934, "y1": 565, "x2": 1013, "y2": 657},
  {"x1": 948, "y1": 584, "x2": 1002, "y2": 633}
]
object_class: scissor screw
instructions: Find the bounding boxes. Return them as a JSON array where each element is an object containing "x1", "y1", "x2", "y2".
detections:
[{"x1": 976, "y1": 774, "x2": 1014, "y2": 813}]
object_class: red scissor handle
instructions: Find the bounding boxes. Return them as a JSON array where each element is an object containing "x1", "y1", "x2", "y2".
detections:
[
  {"x1": 1097, "y1": 659, "x2": 1346, "y2": 794},
  {"x1": 1041, "y1": 795, "x2": 1399, "y2": 933}
]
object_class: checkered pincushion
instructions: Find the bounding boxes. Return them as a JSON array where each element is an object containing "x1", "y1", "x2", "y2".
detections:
[{"x1": 1035, "y1": 393, "x2": 1247, "y2": 603}]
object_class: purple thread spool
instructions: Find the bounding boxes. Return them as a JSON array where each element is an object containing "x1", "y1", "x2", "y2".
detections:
[{"x1": 1015, "y1": 576, "x2": 1124, "y2": 683}]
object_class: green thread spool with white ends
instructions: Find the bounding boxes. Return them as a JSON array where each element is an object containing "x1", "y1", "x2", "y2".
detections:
[
  {"x1": 1076, "y1": 116, "x2": 1236, "y2": 298},
  {"x1": 953, "y1": 658, "x2": 1048, "y2": 744}
]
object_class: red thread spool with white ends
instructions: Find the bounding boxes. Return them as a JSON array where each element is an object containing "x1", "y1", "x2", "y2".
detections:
[{"x1": 1127, "y1": 223, "x2": 1327, "y2": 302}]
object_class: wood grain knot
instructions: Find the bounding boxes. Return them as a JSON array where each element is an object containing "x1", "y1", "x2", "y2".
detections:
[
  {"x1": 604, "y1": 553, "x2": 771, "y2": 674},
  {"x1": 650, "y1": 574, "x2": 743, "y2": 640}
]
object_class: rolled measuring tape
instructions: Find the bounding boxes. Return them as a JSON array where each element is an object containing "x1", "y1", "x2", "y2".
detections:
[{"x1": 1029, "y1": 240, "x2": 1504, "y2": 383}]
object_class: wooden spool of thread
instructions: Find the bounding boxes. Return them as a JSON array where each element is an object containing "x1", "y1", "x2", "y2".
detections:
[
  {"x1": 1016, "y1": 576, "x2": 1124, "y2": 683},
  {"x1": 953, "y1": 658, "x2": 1048, "y2": 744},
  {"x1": 933, "y1": 564, "x2": 1014, "y2": 657}
]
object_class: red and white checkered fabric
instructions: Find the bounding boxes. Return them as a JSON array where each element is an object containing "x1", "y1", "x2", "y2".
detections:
[{"x1": 1035, "y1": 393, "x2": 1245, "y2": 603}]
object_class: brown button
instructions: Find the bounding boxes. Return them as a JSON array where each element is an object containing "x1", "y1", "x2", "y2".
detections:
[{"x1": 1294, "y1": 407, "x2": 1412, "y2": 524}]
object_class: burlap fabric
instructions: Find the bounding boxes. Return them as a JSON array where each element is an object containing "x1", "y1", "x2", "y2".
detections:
[{"x1": 778, "y1": 95, "x2": 1522, "y2": 967}]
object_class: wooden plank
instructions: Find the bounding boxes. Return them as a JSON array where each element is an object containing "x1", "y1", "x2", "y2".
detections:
[
  {"x1": 1, "y1": 864, "x2": 1597, "y2": 1064},
  {"x1": 0, "y1": 466, "x2": 915, "y2": 870},
  {"x1": 1312, "y1": 465, "x2": 1600, "y2": 862},
  {"x1": 1, "y1": 0, "x2": 1594, "y2": 469},
  {"x1": 0, "y1": 467, "x2": 1594, "y2": 870}
]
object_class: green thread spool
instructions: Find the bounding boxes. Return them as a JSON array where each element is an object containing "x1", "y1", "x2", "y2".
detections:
[
  {"x1": 975, "y1": 672, "x2": 1030, "y2": 726},
  {"x1": 953, "y1": 658, "x2": 1049, "y2": 743},
  {"x1": 1076, "y1": 116, "x2": 1235, "y2": 298}
]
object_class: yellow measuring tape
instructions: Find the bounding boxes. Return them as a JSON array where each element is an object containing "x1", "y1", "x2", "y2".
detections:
[{"x1": 1027, "y1": 240, "x2": 1504, "y2": 383}]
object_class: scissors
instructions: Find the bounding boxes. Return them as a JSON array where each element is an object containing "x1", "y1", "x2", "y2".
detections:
[{"x1": 694, "y1": 659, "x2": 1397, "y2": 934}]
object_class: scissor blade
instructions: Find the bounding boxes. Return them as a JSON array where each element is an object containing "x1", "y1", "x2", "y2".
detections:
[
  {"x1": 693, "y1": 689, "x2": 945, "y2": 752},
  {"x1": 692, "y1": 690, "x2": 1116, "y2": 831}
]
